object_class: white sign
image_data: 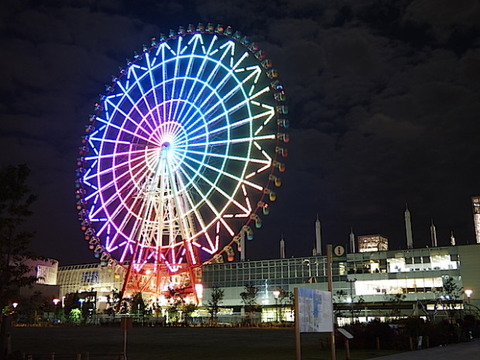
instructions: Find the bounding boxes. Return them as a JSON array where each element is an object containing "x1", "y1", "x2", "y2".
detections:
[{"x1": 296, "y1": 288, "x2": 333, "y2": 333}]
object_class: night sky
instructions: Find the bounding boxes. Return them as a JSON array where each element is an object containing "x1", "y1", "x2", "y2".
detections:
[{"x1": 1, "y1": 0, "x2": 480, "y2": 265}]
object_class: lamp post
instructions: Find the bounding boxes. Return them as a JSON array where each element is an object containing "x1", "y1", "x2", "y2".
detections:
[
  {"x1": 464, "y1": 289, "x2": 473, "y2": 315},
  {"x1": 273, "y1": 289, "x2": 281, "y2": 323},
  {"x1": 53, "y1": 298, "x2": 60, "y2": 323},
  {"x1": 465, "y1": 289, "x2": 473, "y2": 303},
  {"x1": 347, "y1": 278, "x2": 357, "y2": 323}
]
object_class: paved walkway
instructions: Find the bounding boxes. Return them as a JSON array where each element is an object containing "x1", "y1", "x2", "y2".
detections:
[{"x1": 370, "y1": 339, "x2": 480, "y2": 359}]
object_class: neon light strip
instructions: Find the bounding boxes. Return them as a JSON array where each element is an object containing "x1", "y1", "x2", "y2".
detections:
[
  {"x1": 179, "y1": 134, "x2": 275, "y2": 148},
  {"x1": 183, "y1": 152, "x2": 264, "y2": 192},
  {"x1": 181, "y1": 159, "x2": 250, "y2": 215},
  {"x1": 186, "y1": 149, "x2": 269, "y2": 165}
]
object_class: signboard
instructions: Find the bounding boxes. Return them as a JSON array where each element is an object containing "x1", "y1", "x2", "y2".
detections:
[
  {"x1": 338, "y1": 328, "x2": 354, "y2": 339},
  {"x1": 333, "y1": 245, "x2": 345, "y2": 257},
  {"x1": 296, "y1": 288, "x2": 333, "y2": 333}
]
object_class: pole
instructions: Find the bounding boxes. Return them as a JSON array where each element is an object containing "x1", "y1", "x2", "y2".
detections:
[
  {"x1": 294, "y1": 288, "x2": 301, "y2": 360},
  {"x1": 240, "y1": 230, "x2": 245, "y2": 261},
  {"x1": 326, "y1": 244, "x2": 336, "y2": 360},
  {"x1": 123, "y1": 326, "x2": 127, "y2": 360}
]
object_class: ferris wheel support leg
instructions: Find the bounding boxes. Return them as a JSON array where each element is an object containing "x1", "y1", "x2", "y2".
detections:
[
  {"x1": 117, "y1": 263, "x2": 134, "y2": 312},
  {"x1": 182, "y1": 238, "x2": 201, "y2": 304}
]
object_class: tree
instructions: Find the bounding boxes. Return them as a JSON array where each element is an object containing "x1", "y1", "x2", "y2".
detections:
[
  {"x1": 240, "y1": 284, "x2": 260, "y2": 326},
  {"x1": 207, "y1": 286, "x2": 224, "y2": 325},
  {"x1": 0, "y1": 165, "x2": 39, "y2": 359},
  {"x1": 180, "y1": 302, "x2": 198, "y2": 326},
  {"x1": 441, "y1": 276, "x2": 463, "y2": 320},
  {"x1": 385, "y1": 293, "x2": 406, "y2": 318},
  {"x1": 165, "y1": 287, "x2": 186, "y2": 325},
  {"x1": 131, "y1": 292, "x2": 146, "y2": 316}
]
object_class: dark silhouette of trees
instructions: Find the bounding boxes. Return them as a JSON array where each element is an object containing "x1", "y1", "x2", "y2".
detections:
[{"x1": 0, "y1": 164, "x2": 40, "y2": 359}]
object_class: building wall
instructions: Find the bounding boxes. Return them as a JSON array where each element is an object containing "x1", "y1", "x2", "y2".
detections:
[
  {"x1": 24, "y1": 258, "x2": 59, "y2": 285},
  {"x1": 56, "y1": 244, "x2": 479, "y2": 316},
  {"x1": 458, "y1": 245, "x2": 480, "y2": 309}
]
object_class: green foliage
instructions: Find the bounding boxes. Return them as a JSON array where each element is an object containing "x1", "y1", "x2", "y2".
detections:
[
  {"x1": 164, "y1": 287, "x2": 187, "y2": 324},
  {"x1": 240, "y1": 284, "x2": 260, "y2": 326},
  {"x1": 207, "y1": 286, "x2": 224, "y2": 324},
  {"x1": 69, "y1": 308, "x2": 82, "y2": 324},
  {"x1": 0, "y1": 164, "x2": 39, "y2": 311},
  {"x1": 180, "y1": 302, "x2": 198, "y2": 325},
  {"x1": 16, "y1": 291, "x2": 54, "y2": 324},
  {"x1": 240, "y1": 284, "x2": 259, "y2": 310},
  {"x1": 440, "y1": 276, "x2": 463, "y2": 320}
]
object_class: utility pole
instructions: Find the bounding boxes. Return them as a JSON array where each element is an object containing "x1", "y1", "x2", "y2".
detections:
[{"x1": 326, "y1": 245, "x2": 336, "y2": 360}]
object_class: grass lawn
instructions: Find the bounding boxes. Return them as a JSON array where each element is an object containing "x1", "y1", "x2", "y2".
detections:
[{"x1": 10, "y1": 326, "x2": 401, "y2": 360}]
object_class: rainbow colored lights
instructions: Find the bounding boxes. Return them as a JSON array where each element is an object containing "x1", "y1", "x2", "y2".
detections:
[{"x1": 76, "y1": 24, "x2": 288, "y2": 277}]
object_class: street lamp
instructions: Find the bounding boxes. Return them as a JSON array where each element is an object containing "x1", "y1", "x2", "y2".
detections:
[
  {"x1": 465, "y1": 289, "x2": 473, "y2": 303},
  {"x1": 272, "y1": 289, "x2": 281, "y2": 322},
  {"x1": 53, "y1": 298, "x2": 60, "y2": 323},
  {"x1": 347, "y1": 278, "x2": 357, "y2": 323}
]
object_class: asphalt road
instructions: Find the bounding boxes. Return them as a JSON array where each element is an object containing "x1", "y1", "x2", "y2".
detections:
[{"x1": 370, "y1": 339, "x2": 480, "y2": 360}]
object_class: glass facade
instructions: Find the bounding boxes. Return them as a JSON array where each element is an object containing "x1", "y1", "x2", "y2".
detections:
[
  {"x1": 202, "y1": 256, "x2": 347, "y2": 289},
  {"x1": 56, "y1": 244, "x2": 480, "y2": 317}
]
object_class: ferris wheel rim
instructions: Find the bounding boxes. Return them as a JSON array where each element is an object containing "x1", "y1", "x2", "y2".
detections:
[{"x1": 76, "y1": 24, "x2": 288, "y2": 268}]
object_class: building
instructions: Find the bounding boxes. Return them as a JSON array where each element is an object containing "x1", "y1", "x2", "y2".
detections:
[
  {"x1": 56, "y1": 263, "x2": 125, "y2": 310},
  {"x1": 57, "y1": 244, "x2": 480, "y2": 323},
  {"x1": 357, "y1": 234, "x2": 388, "y2": 253},
  {"x1": 19, "y1": 258, "x2": 60, "y2": 300},
  {"x1": 472, "y1": 196, "x2": 480, "y2": 244}
]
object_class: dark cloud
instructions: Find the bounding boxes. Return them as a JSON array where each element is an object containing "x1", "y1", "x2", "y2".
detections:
[{"x1": 1, "y1": 0, "x2": 479, "y2": 264}]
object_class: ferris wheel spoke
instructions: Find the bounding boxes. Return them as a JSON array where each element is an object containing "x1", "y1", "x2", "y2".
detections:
[
  {"x1": 84, "y1": 147, "x2": 151, "y2": 163},
  {"x1": 89, "y1": 171, "x2": 145, "y2": 222},
  {"x1": 187, "y1": 111, "x2": 269, "y2": 143},
  {"x1": 176, "y1": 80, "x2": 219, "y2": 130},
  {"x1": 95, "y1": 116, "x2": 154, "y2": 146},
  {"x1": 186, "y1": 149, "x2": 270, "y2": 166},
  {"x1": 92, "y1": 160, "x2": 151, "y2": 213},
  {"x1": 142, "y1": 54, "x2": 163, "y2": 128},
  {"x1": 181, "y1": 159, "x2": 250, "y2": 215},
  {"x1": 171, "y1": 59, "x2": 196, "y2": 122},
  {"x1": 84, "y1": 147, "x2": 153, "y2": 185},
  {"x1": 113, "y1": 81, "x2": 157, "y2": 135},
  {"x1": 176, "y1": 166, "x2": 233, "y2": 251},
  {"x1": 157, "y1": 43, "x2": 172, "y2": 122},
  {"x1": 174, "y1": 37, "x2": 219, "y2": 121},
  {"x1": 184, "y1": 87, "x2": 273, "y2": 141},
  {"x1": 167, "y1": 36, "x2": 184, "y2": 122},
  {"x1": 182, "y1": 80, "x2": 265, "y2": 135},
  {"x1": 95, "y1": 205, "x2": 138, "y2": 252},
  {"x1": 180, "y1": 134, "x2": 275, "y2": 150},
  {"x1": 184, "y1": 152, "x2": 265, "y2": 192},
  {"x1": 177, "y1": 44, "x2": 234, "y2": 125}
]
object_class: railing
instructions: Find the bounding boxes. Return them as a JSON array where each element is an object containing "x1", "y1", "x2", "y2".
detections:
[{"x1": 23, "y1": 353, "x2": 124, "y2": 360}]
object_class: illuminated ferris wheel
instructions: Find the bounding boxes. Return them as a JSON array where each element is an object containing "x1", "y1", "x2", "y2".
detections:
[{"x1": 76, "y1": 23, "x2": 288, "y2": 300}]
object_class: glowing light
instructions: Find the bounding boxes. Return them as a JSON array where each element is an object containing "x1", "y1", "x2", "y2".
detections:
[{"x1": 79, "y1": 28, "x2": 286, "y2": 290}]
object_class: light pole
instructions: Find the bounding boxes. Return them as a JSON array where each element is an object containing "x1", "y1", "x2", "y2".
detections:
[
  {"x1": 464, "y1": 289, "x2": 473, "y2": 314},
  {"x1": 347, "y1": 278, "x2": 357, "y2": 323},
  {"x1": 53, "y1": 299, "x2": 60, "y2": 323},
  {"x1": 465, "y1": 289, "x2": 473, "y2": 303},
  {"x1": 273, "y1": 289, "x2": 281, "y2": 323}
]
